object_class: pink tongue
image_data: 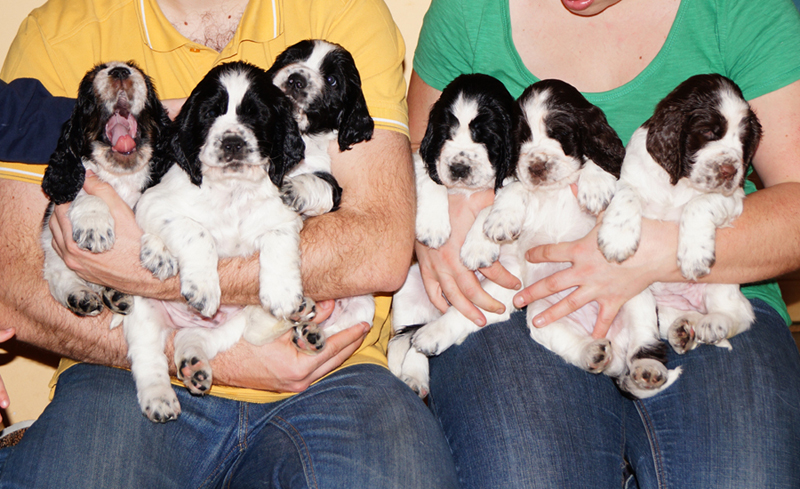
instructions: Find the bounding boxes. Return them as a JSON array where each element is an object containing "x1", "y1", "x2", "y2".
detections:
[
  {"x1": 113, "y1": 134, "x2": 136, "y2": 153},
  {"x1": 106, "y1": 113, "x2": 138, "y2": 153}
]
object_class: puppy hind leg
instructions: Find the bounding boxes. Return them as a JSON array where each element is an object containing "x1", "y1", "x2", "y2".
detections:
[
  {"x1": 123, "y1": 298, "x2": 180, "y2": 423},
  {"x1": 697, "y1": 284, "x2": 755, "y2": 350},
  {"x1": 387, "y1": 327, "x2": 430, "y2": 398},
  {"x1": 41, "y1": 234, "x2": 103, "y2": 316}
]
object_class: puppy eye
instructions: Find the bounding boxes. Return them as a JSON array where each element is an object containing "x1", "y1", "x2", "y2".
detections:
[{"x1": 326, "y1": 76, "x2": 337, "y2": 87}]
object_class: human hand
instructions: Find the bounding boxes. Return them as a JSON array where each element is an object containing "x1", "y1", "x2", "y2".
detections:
[
  {"x1": 416, "y1": 189, "x2": 521, "y2": 326},
  {"x1": 0, "y1": 328, "x2": 16, "y2": 409},
  {"x1": 216, "y1": 300, "x2": 370, "y2": 392},
  {"x1": 49, "y1": 171, "x2": 178, "y2": 299},
  {"x1": 513, "y1": 218, "x2": 676, "y2": 338}
]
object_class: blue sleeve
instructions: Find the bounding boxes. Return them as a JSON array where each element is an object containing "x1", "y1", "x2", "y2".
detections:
[{"x1": 0, "y1": 78, "x2": 75, "y2": 164}]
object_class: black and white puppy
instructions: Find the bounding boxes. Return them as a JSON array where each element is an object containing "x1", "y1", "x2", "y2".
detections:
[
  {"x1": 267, "y1": 39, "x2": 377, "y2": 351},
  {"x1": 389, "y1": 73, "x2": 517, "y2": 397},
  {"x1": 463, "y1": 80, "x2": 681, "y2": 398},
  {"x1": 267, "y1": 39, "x2": 373, "y2": 218},
  {"x1": 598, "y1": 74, "x2": 758, "y2": 355},
  {"x1": 119, "y1": 61, "x2": 308, "y2": 422},
  {"x1": 41, "y1": 60, "x2": 172, "y2": 317}
]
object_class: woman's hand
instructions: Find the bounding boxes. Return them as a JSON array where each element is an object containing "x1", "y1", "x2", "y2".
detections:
[
  {"x1": 49, "y1": 171, "x2": 180, "y2": 300},
  {"x1": 416, "y1": 189, "x2": 521, "y2": 326},
  {"x1": 213, "y1": 299, "x2": 371, "y2": 392},
  {"x1": 513, "y1": 218, "x2": 678, "y2": 338}
]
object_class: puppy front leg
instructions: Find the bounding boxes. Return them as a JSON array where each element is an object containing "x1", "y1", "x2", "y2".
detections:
[
  {"x1": 257, "y1": 219, "x2": 304, "y2": 319},
  {"x1": 481, "y1": 180, "x2": 528, "y2": 244},
  {"x1": 414, "y1": 153, "x2": 451, "y2": 249},
  {"x1": 597, "y1": 182, "x2": 643, "y2": 263},
  {"x1": 146, "y1": 219, "x2": 220, "y2": 318},
  {"x1": 461, "y1": 207, "x2": 502, "y2": 271},
  {"x1": 678, "y1": 191, "x2": 743, "y2": 280},
  {"x1": 281, "y1": 172, "x2": 341, "y2": 217},
  {"x1": 68, "y1": 191, "x2": 116, "y2": 253},
  {"x1": 577, "y1": 160, "x2": 617, "y2": 216}
]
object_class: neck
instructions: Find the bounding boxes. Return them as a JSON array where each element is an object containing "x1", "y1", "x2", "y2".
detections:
[{"x1": 157, "y1": 0, "x2": 250, "y2": 52}]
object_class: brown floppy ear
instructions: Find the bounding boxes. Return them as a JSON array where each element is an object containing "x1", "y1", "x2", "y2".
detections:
[{"x1": 644, "y1": 104, "x2": 686, "y2": 185}]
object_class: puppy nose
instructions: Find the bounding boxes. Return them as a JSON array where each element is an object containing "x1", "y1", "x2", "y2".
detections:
[
  {"x1": 449, "y1": 162, "x2": 471, "y2": 181},
  {"x1": 287, "y1": 73, "x2": 307, "y2": 91},
  {"x1": 109, "y1": 66, "x2": 131, "y2": 80},
  {"x1": 527, "y1": 160, "x2": 548, "y2": 182},
  {"x1": 221, "y1": 135, "x2": 246, "y2": 161},
  {"x1": 718, "y1": 163, "x2": 736, "y2": 181}
]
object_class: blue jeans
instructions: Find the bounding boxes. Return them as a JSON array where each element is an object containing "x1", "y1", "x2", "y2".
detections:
[
  {"x1": 0, "y1": 363, "x2": 457, "y2": 488},
  {"x1": 429, "y1": 299, "x2": 800, "y2": 489}
]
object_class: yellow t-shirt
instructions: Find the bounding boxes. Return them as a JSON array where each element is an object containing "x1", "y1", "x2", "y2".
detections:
[{"x1": 0, "y1": 0, "x2": 408, "y2": 402}]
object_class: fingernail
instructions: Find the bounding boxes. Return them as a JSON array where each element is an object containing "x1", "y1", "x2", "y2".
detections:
[
  {"x1": 514, "y1": 296, "x2": 525, "y2": 308},
  {"x1": 494, "y1": 306, "x2": 505, "y2": 315},
  {"x1": 474, "y1": 317, "x2": 486, "y2": 327},
  {"x1": 533, "y1": 316, "x2": 546, "y2": 327},
  {"x1": 514, "y1": 283, "x2": 521, "y2": 290}
]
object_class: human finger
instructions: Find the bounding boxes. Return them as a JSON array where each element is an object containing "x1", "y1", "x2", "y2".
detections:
[
  {"x1": 478, "y1": 261, "x2": 521, "y2": 291},
  {"x1": 591, "y1": 303, "x2": 621, "y2": 339},
  {"x1": 0, "y1": 328, "x2": 15, "y2": 343},
  {"x1": 440, "y1": 274, "x2": 489, "y2": 326},
  {"x1": 0, "y1": 377, "x2": 8, "y2": 409},
  {"x1": 311, "y1": 299, "x2": 335, "y2": 325}
]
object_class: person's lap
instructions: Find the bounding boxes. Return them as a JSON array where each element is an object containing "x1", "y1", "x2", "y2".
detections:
[
  {"x1": 0, "y1": 362, "x2": 458, "y2": 489},
  {"x1": 429, "y1": 299, "x2": 800, "y2": 489}
]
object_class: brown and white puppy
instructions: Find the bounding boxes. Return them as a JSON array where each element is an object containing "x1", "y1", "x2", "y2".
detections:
[
  {"x1": 598, "y1": 73, "x2": 759, "y2": 361},
  {"x1": 41, "y1": 60, "x2": 172, "y2": 318}
]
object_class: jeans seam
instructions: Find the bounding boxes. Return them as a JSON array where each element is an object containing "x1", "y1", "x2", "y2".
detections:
[
  {"x1": 634, "y1": 400, "x2": 666, "y2": 489},
  {"x1": 270, "y1": 415, "x2": 319, "y2": 489}
]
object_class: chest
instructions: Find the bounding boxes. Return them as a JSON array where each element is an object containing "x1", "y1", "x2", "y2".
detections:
[
  {"x1": 161, "y1": 0, "x2": 249, "y2": 51},
  {"x1": 509, "y1": 0, "x2": 680, "y2": 92}
]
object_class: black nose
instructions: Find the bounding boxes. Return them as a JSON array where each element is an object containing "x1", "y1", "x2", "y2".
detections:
[
  {"x1": 109, "y1": 66, "x2": 131, "y2": 80},
  {"x1": 221, "y1": 135, "x2": 246, "y2": 162},
  {"x1": 287, "y1": 73, "x2": 307, "y2": 91},
  {"x1": 449, "y1": 162, "x2": 471, "y2": 181}
]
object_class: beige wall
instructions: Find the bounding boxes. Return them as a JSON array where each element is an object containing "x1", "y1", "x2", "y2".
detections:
[{"x1": 0, "y1": 0, "x2": 431, "y2": 428}]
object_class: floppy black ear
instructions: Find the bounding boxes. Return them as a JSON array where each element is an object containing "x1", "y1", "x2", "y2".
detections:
[
  {"x1": 419, "y1": 102, "x2": 450, "y2": 185},
  {"x1": 580, "y1": 104, "x2": 624, "y2": 179},
  {"x1": 171, "y1": 98, "x2": 203, "y2": 187},
  {"x1": 644, "y1": 102, "x2": 686, "y2": 185},
  {"x1": 741, "y1": 111, "x2": 762, "y2": 178},
  {"x1": 41, "y1": 68, "x2": 102, "y2": 204},
  {"x1": 336, "y1": 87, "x2": 373, "y2": 151},
  {"x1": 138, "y1": 64, "x2": 178, "y2": 188},
  {"x1": 267, "y1": 94, "x2": 306, "y2": 187}
]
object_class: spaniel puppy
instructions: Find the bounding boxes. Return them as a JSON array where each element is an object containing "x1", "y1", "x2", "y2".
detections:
[
  {"x1": 119, "y1": 62, "x2": 308, "y2": 422},
  {"x1": 41, "y1": 61, "x2": 172, "y2": 318},
  {"x1": 463, "y1": 80, "x2": 682, "y2": 398},
  {"x1": 598, "y1": 74, "x2": 759, "y2": 357},
  {"x1": 267, "y1": 39, "x2": 377, "y2": 351},
  {"x1": 389, "y1": 73, "x2": 517, "y2": 397},
  {"x1": 267, "y1": 39, "x2": 373, "y2": 218}
]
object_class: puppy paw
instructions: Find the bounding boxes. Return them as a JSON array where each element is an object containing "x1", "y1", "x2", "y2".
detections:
[
  {"x1": 628, "y1": 358, "x2": 668, "y2": 391},
  {"x1": 411, "y1": 318, "x2": 470, "y2": 357},
  {"x1": 677, "y1": 244, "x2": 715, "y2": 281},
  {"x1": 460, "y1": 235, "x2": 499, "y2": 271},
  {"x1": 482, "y1": 210, "x2": 523, "y2": 243},
  {"x1": 292, "y1": 321, "x2": 325, "y2": 353},
  {"x1": 416, "y1": 215, "x2": 451, "y2": 249},
  {"x1": 181, "y1": 274, "x2": 221, "y2": 318},
  {"x1": 288, "y1": 297, "x2": 316, "y2": 324},
  {"x1": 139, "y1": 385, "x2": 181, "y2": 423},
  {"x1": 140, "y1": 233, "x2": 179, "y2": 280},
  {"x1": 65, "y1": 288, "x2": 104, "y2": 317},
  {"x1": 262, "y1": 291, "x2": 304, "y2": 321},
  {"x1": 177, "y1": 355, "x2": 213, "y2": 395},
  {"x1": 667, "y1": 317, "x2": 697, "y2": 354},
  {"x1": 71, "y1": 213, "x2": 115, "y2": 253},
  {"x1": 597, "y1": 217, "x2": 639, "y2": 263},
  {"x1": 280, "y1": 178, "x2": 309, "y2": 214},
  {"x1": 584, "y1": 339, "x2": 613, "y2": 373},
  {"x1": 694, "y1": 313, "x2": 733, "y2": 346},
  {"x1": 578, "y1": 167, "x2": 617, "y2": 216},
  {"x1": 101, "y1": 287, "x2": 133, "y2": 315}
]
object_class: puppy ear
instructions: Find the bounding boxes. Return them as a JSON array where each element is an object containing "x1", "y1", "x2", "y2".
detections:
[
  {"x1": 267, "y1": 94, "x2": 306, "y2": 187},
  {"x1": 492, "y1": 98, "x2": 519, "y2": 191},
  {"x1": 171, "y1": 102, "x2": 203, "y2": 187},
  {"x1": 644, "y1": 102, "x2": 686, "y2": 185},
  {"x1": 41, "y1": 68, "x2": 101, "y2": 204},
  {"x1": 580, "y1": 105, "x2": 624, "y2": 179},
  {"x1": 42, "y1": 116, "x2": 86, "y2": 204},
  {"x1": 741, "y1": 110, "x2": 762, "y2": 178},
  {"x1": 139, "y1": 65, "x2": 178, "y2": 187},
  {"x1": 336, "y1": 88, "x2": 374, "y2": 151},
  {"x1": 419, "y1": 105, "x2": 447, "y2": 185}
]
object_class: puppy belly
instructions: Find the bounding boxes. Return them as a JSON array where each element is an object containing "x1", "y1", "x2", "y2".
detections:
[
  {"x1": 650, "y1": 282, "x2": 708, "y2": 313},
  {"x1": 158, "y1": 301, "x2": 245, "y2": 329}
]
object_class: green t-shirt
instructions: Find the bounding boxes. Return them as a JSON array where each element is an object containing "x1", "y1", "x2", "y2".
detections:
[{"x1": 414, "y1": 0, "x2": 800, "y2": 324}]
